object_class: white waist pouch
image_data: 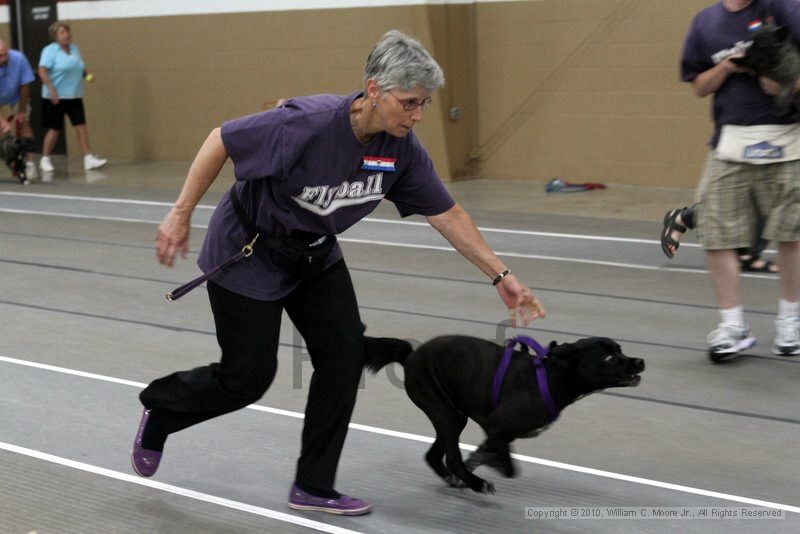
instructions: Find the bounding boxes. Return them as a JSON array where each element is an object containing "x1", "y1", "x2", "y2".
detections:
[{"x1": 715, "y1": 123, "x2": 800, "y2": 164}]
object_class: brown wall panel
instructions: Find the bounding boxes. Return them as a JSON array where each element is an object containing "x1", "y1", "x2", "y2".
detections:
[
  {"x1": 60, "y1": 8, "x2": 452, "y2": 179},
  {"x1": 56, "y1": 0, "x2": 719, "y2": 187},
  {"x1": 425, "y1": 3, "x2": 479, "y2": 179},
  {"x1": 474, "y1": 0, "x2": 713, "y2": 187}
]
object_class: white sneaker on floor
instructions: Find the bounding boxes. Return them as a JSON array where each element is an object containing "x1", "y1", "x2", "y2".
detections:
[
  {"x1": 772, "y1": 316, "x2": 800, "y2": 356},
  {"x1": 707, "y1": 323, "x2": 756, "y2": 362},
  {"x1": 25, "y1": 161, "x2": 37, "y2": 181},
  {"x1": 39, "y1": 156, "x2": 54, "y2": 173},
  {"x1": 84, "y1": 154, "x2": 107, "y2": 170}
]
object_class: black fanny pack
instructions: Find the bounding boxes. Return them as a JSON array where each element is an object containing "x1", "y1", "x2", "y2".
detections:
[
  {"x1": 165, "y1": 185, "x2": 336, "y2": 301},
  {"x1": 228, "y1": 185, "x2": 337, "y2": 281}
]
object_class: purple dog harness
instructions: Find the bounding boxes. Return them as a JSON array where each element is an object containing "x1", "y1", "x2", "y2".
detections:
[{"x1": 491, "y1": 335, "x2": 559, "y2": 423}]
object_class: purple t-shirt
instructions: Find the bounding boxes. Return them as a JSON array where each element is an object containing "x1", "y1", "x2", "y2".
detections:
[
  {"x1": 197, "y1": 92, "x2": 455, "y2": 300},
  {"x1": 680, "y1": 0, "x2": 800, "y2": 147}
]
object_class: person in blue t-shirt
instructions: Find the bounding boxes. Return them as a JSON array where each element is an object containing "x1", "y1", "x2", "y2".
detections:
[
  {"x1": 130, "y1": 30, "x2": 546, "y2": 516},
  {"x1": 37, "y1": 21, "x2": 106, "y2": 173},
  {"x1": 0, "y1": 39, "x2": 36, "y2": 179}
]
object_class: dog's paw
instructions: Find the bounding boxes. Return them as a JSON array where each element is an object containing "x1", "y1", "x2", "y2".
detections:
[
  {"x1": 489, "y1": 459, "x2": 515, "y2": 478},
  {"x1": 478, "y1": 480, "x2": 496, "y2": 495},
  {"x1": 499, "y1": 465, "x2": 515, "y2": 478},
  {"x1": 465, "y1": 454, "x2": 484, "y2": 472},
  {"x1": 506, "y1": 465, "x2": 518, "y2": 478},
  {"x1": 445, "y1": 475, "x2": 468, "y2": 489}
]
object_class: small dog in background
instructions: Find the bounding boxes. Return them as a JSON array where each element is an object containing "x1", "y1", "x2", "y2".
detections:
[
  {"x1": 364, "y1": 335, "x2": 645, "y2": 494},
  {"x1": 0, "y1": 135, "x2": 33, "y2": 185},
  {"x1": 731, "y1": 25, "x2": 800, "y2": 115}
]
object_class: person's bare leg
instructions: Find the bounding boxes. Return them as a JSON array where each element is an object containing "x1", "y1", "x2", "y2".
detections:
[
  {"x1": 773, "y1": 241, "x2": 800, "y2": 355},
  {"x1": 42, "y1": 129, "x2": 59, "y2": 156},
  {"x1": 707, "y1": 249, "x2": 741, "y2": 309},
  {"x1": 778, "y1": 241, "x2": 800, "y2": 302},
  {"x1": 706, "y1": 248, "x2": 755, "y2": 360},
  {"x1": 74, "y1": 124, "x2": 90, "y2": 155}
]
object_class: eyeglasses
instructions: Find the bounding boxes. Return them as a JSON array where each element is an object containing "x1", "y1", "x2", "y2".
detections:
[{"x1": 387, "y1": 91, "x2": 432, "y2": 112}]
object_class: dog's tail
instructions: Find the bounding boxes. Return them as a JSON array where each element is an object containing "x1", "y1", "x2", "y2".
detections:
[{"x1": 363, "y1": 336, "x2": 414, "y2": 373}]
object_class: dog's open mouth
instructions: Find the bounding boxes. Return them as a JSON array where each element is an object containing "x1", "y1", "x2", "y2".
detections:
[{"x1": 621, "y1": 375, "x2": 641, "y2": 386}]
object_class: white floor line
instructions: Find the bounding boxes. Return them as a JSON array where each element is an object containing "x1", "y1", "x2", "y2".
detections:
[
  {"x1": 341, "y1": 238, "x2": 715, "y2": 274},
  {"x1": 361, "y1": 216, "x2": 699, "y2": 247},
  {"x1": 0, "y1": 209, "x2": 743, "y2": 273},
  {"x1": 0, "y1": 191, "x2": 701, "y2": 248},
  {"x1": 0, "y1": 213, "x2": 775, "y2": 278},
  {"x1": 0, "y1": 191, "x2": 782, "y2": 255},
  {"x1": 1, "y1": 354, "x2": 797, "y2": 514},
  {"x1": 0, "y1": 208, "x2": 164, "y2": 225},
  {"x1": 0, "y1": 441, "x2": 361, "y2": 534},
  {"x1": 0, "y1": 191, "x2": 196, "y2": 208}
]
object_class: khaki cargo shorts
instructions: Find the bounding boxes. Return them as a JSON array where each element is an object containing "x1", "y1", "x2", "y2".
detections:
[
  {"x1": 695, "y1": 153, "x2": 800, "y2": 249},
  {"x1": 0, "y1": 102, "x2": 30, "y2": 120}
]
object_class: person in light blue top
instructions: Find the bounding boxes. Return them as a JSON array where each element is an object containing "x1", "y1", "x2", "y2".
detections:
[
  {"x1": 0, "y1": 39, "x2": 36, "y2": 178},
  {"x1": 38, "y1": 21, "x2": 106, "y2": 172},
  {"x1": 39, "y1": 38, "x2": 84, "y2": 99}
]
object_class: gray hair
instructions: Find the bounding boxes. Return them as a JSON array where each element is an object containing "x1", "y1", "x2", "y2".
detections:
[{"x1": 364, "y1": 30, "x2": 444, "y2": 92}]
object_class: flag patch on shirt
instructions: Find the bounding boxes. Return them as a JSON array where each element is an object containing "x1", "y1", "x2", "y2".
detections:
[
  {"x1": 362, "y1": 156, "x2": 396, "y2": 172},
  {"x1": 748, "y1": 19, "x2": 763, "y2": 32}
]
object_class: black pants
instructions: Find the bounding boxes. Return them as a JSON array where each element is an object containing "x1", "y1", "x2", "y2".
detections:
[
  {"x1": 140, "y1": 259, "x2": 365, "y2": 494},
  {"x1": 41, "y1": 98, "x2": 87, "y2": 131}
]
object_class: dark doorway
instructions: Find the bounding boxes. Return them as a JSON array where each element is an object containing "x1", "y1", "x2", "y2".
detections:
[{"x1": 10, "y1": 0, "x2": 66, "y2": 155}]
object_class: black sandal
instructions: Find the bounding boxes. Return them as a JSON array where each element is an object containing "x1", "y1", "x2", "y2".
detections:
[
  {"x1": 661, "y1": 208, "x2": 687, "y2": 259},
  {"x1": 740, "y1": 256, "x2": 780, "y2": 273}
]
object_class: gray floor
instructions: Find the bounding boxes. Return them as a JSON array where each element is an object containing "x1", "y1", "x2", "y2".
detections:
[{"x1": 0, "y1": 158, "x2": 797, "y2": 533}]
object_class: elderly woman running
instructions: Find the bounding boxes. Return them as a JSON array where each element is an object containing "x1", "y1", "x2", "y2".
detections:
[{"x1": 131, "y1": 30, "x2": 545, "y2": 516}]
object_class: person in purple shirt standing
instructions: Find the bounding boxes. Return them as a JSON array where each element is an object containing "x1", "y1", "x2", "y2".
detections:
[
  {"x1": 676, "y1": 0, "x2": 800, "y2": 362},
  {"x1": 130, "y1": 30, "x2": 545, "y2": 515}
]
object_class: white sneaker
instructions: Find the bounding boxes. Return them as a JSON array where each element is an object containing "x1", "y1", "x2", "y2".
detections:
[
  {"x1": 707, "y1": 323, "x2": 756, "y2": 362},
  {"x1": 25, "y1": 161, "x2": 37, "y2": 181},
  {"x1": 39, "y1": 156, "x2": 54, "y2": 173},
  {"x1": 772, "y1": 316, "x2": 800, "y2": 356},
  {"x1": 84, "y1": 154, "x2": 107, "y2": 170}
]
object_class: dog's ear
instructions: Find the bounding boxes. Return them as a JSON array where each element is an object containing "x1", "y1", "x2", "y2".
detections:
[
  {"x1": 549, "y1": 341, "x2": 579, "y2": 359},
  {"x1": 776, "y1": 25, "x2": 792, "y2": 43}
]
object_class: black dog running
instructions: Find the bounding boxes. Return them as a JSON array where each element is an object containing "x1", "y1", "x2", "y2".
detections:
[{"x1": 364, "y1": 335, "x2": 645, "y2": 494}]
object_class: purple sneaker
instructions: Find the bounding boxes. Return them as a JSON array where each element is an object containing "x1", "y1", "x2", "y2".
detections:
[
  {"x1": 288, "y1": 484, "x2": 372, "y2": 516},
  {"x1": 130, "y1": 408, "x2": 163, "y2": 478}
]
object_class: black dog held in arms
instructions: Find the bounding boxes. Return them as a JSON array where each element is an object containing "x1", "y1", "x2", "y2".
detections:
[
  {"x1": 0, "y1": 134, "x2": 33, "y2": 185},
  {"x1": 731, "y1": 25, "x2": 800, "y2": 115},
  {"x1": 364, "y1": 335, "x2": 645, "y2": 494}
]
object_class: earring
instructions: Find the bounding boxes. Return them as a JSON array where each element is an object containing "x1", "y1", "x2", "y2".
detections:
[{"x1": 371, "y1": 100, "x2": 377, "y2": 109}]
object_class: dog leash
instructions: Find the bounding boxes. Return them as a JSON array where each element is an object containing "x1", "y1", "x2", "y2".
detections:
[
  {"x1": 491, "y1": 335, "x2": 559, "y2": 423},
  {"x1": 166, "y1": 185, "x2": 334, "y2": 301},
  {"x1": 165, "y1": 233, "x2": 258, "y2": 301},
  {"x1": 166, "y1": 185, "x2": 260, "y2": 301}
]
